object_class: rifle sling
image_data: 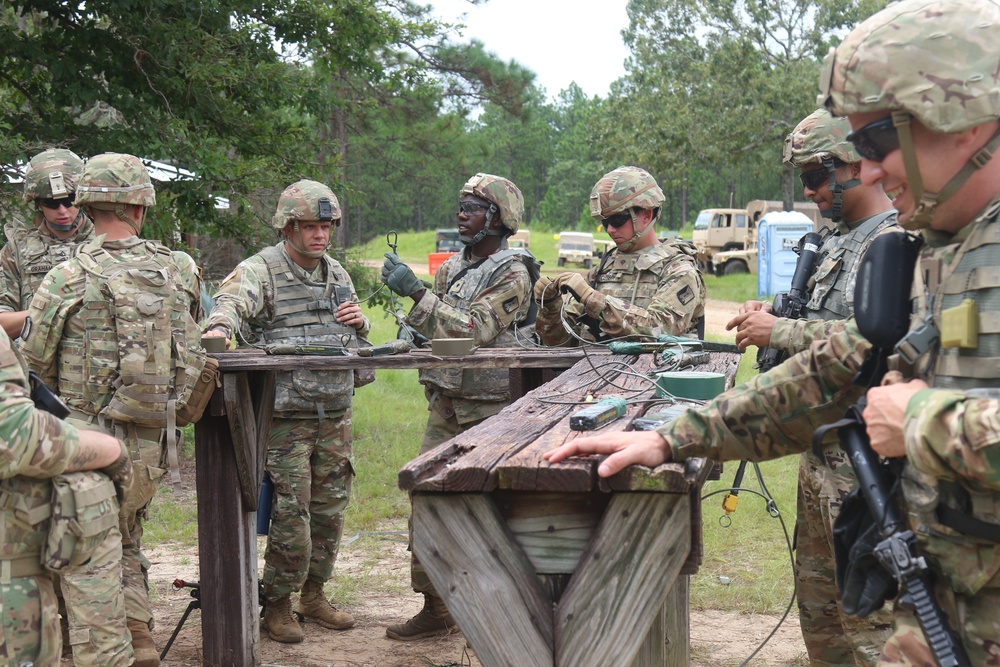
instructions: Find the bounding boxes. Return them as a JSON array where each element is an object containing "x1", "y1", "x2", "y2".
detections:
[{"x1": 936, "y1": 504, "x2": 1000, "y2": 544}]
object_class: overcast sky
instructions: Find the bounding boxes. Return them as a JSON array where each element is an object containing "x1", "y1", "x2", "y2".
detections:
[{"x1": 429, "y1": 0, "x2": 632, "y2": 100}]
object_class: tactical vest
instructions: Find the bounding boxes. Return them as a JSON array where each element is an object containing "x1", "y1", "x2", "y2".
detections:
[
  {"x1": 419, "y1": 249, "x2": 536, "y2": 401},
  {"x1": 66, "y1": 240, "x2": 210, "y2": 429},
  {"x1": 3, "y1": 217, "x2": 94, "y2": 310},
  {"x1": 253, "y1": 244, "x2": 358, "y2": 417},
  {"x1": 805, "y1": 210, "x2": 897, "y2": 321},
  {"x1": 903, "y1": 200, "x2": 1000, "y2": 596},
  {"x1": 590, "y1": 242, "x2": 703, "y2": 337}
]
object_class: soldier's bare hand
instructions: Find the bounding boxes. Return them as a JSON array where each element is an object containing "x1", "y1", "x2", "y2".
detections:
[
  {"x1": 737, "y1": 300, "x2": 772, "y2": 316},
  {"x1": 335, "y1": 300, "x2": 365, "y2": 330},
  {"x1": 726, "y1": 310, "x2": 777, "y2": 349},
  {"x1": 202, "y1": 328, "x2": 231, "y2": 348},
  {"x1": 543, "y1": 431, "x2": 672, "y2": 477},
  {"x1": 863, "y1": 379, "x2": 928, "y2": 458}
]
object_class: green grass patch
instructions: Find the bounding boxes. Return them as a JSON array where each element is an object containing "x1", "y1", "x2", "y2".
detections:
[{"x1": 704, "y1": 272, "x2": 759, "y2": 303}]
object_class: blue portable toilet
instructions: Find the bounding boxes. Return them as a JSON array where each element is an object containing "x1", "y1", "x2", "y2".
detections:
[{"x1": 757, "y1": 211, "x2": 814, "y2": 298}]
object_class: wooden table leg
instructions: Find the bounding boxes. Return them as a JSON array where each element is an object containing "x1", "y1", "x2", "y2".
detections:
[{"x1": 195, "y1": 392, "x2": 260, "y2": 666}]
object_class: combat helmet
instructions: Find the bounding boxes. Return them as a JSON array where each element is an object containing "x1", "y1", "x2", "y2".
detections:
[
  {"x1": 459, "y1": 173, "x2": 523, "y2": 246},
  {"x1": 590, "y1": 166, "x2": 664, "y2": 251},
  {"x1": 817, "y1": 0, "x2": 1000, "y2": 229},
  {"x1": 74, "y1": 153, "x2": 155, "y2": 233},
  {"x1": 784, "y1": 109, "x2": 861, "y2": 222},
  {"x1": 22, "y1": 148, "x2": 86, "y2": 232},
  {"x1": 271, "y1": 179, "x2": 341, "y2": 258}
]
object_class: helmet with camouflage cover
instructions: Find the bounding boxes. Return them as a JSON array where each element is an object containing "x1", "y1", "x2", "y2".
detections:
[
  {"x1": 784, "y1": 109, "x2": 861, "y2": 222},
  {"x1": 783, "y1": 109, "x2": 860, "y2": 168},
  {"x1": 589, "y1": 166, "x2": 664, "y2": 220},
  {"x1": 74, "y1": 153, "x2": 154, "y2": 234},
  {"x1": 74, "y1": 153, "x2": 156, "y2": 207},
  {"x1": 817, "y1": 0, "x2": 1000, "y2": 229},
  {"x1": 270, "y1": 179, "x2": 342, "y2": 231},
  {"x1": 22, "y1": 149, "x2": 84, "y2": 203},
  {"x1": 272, "y1": 180, "x2": 340, "y2": 259},
  {"x1": 460, "y1": 173, "x2": 523, "y2": 234}
]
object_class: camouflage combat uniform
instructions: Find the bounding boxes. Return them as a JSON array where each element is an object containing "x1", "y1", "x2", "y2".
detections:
[
  {"x1": 21, "y1": 234, "x2": 203, "y2": 641},
  {"x1": 0, "y1": 328, "x2": 104, "y2": 667},
  {"x1": 204, "y1": 241, "x2": 366, "y2": 600},
  {"x1": 656, "y1": 194, "x2": 1000, "y2": 664},
  {"x1": 0, "y1": 216, "x2": 94, "y2": 314},
  {"x1": 776, "y1": 210, "x2": 899, "y2": 667},
  {"x1": 408, "y1": 244, "x2": 535, "y2": 451},
  {"x1": 535, "y1": 239, "x2": 706, "y2": 346}
]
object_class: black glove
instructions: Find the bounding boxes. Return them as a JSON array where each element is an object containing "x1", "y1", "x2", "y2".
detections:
[{"x1": 834, "y1": 488, "x2": 898, "y2": 617}]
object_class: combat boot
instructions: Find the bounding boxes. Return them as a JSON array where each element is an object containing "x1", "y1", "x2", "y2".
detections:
[
  {"x1": 128, "y1": 619, "x2": 160, "y2": 667},
  {"x1": 298, "y1": 579, "x2": 355, "y2": 630},
  {"x1": 385, "y1": 593, "x2": 457, "y2": 641},
  {"x1": 263, "y1": 594, "x2": 304, "y2": 643}
]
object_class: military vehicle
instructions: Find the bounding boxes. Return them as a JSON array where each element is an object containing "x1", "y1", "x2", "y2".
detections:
[
  {"x1": 556, "y1": 231, "x2": 595, "y2": 268},
  {"x1": 692, "y1": 200, "x2": 825, "y2": 276}
]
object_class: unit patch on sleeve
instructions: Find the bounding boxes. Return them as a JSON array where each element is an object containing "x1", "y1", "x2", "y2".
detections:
[{"x1": 677, "y1": 285, "x2": 694, "y2": 305}]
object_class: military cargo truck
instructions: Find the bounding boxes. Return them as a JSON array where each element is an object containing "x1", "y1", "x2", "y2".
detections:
[{"x1": 692, "y1": 200, "x2": 825, "y2": 276}]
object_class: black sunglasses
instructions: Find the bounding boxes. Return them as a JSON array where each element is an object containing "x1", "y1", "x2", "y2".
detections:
[
  {"x1": 458, "y1": 201, "x2": 490, "y2": 215},
  {"x1": 799, "y1": 168, "x2": 830, "y2": 192},
  {"x1": 604, "y1": 210, "x2": 634, "y2": 229},
  {"x1": 39, "y1": 195, "x2": 76, "y2": 210},
  {"x1": 846, "y1": 116, "x2": 900, "y2": 162}
]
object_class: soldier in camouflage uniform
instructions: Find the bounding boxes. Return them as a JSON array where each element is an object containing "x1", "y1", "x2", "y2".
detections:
[
  {"x1": 0, "y1": 325, "x2": 129, "y2": 667},
  {"x1": 535, "y1": 166, "x2": 705, "y2": 345},
  {"x1": 547, "y1": 2, "x2": 1000, "y2": 663},
  {"x1": 380, "y1": 173, "x2": 537, "y2": 641},
  {"x1": 724, "y1": 110, "x2": 898, "y2": 667},
  {"x1": 0, "y1": 149, "x2": 94, "y2": 339},
  {"x1": 203, "y1": 180, "x2": 366, "y2": 644},
  {"x1": 21, "y1": 153, "x2": 206, "y2": 667}
]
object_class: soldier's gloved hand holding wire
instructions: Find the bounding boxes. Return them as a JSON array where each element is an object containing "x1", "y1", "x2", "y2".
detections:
[
  {"x1": 533, "y1": 276, "x2": 560, "y2": 311},
  {"x1": 102, "y1": 439, "x2": 134, "y2": 504},
  {"x1": 556, "y1": 272, "x2": 605, "y2": 318},
  {"x1": 381, "y1": 252, "x2": 423, "y2": 297}
]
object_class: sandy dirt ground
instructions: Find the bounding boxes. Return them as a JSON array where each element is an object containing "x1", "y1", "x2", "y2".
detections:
[
  {"x1": 142, "y1": 535, "x2": 808, "y2": 667},
  {"x1": 115, "y1": 298, "x2": 807, "y2": 667}
]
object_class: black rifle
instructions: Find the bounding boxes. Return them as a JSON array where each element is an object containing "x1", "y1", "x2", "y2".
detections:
[
  {"x1": 817, "y1": 232, "x2": 970, "y2": 667},
  {"x1": 756, "y1": 232, "x2": 824, "y2": 372},
  {"x1": 28, "y1": 370, "x2": 70, "y2": 419}
]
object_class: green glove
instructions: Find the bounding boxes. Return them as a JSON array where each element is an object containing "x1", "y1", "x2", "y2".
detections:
[{"x1": 381, "y1": 252, "x2": 423, "y2": 297}]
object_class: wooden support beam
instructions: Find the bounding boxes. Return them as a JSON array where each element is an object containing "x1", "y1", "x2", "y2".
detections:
[
  {"x1": 223, "y1": 371, "x2": 260, "y2": 510},
  {"x1": 413, "y1": 494, "x2": 554, "y2": 667},
  {"x1": 555, "y1": 493, "x2": 691, "y2": 667}
]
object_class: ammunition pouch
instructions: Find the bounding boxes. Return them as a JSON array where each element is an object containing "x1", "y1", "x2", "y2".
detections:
[
  {"x1": 175, "y1": 354, "x2": 220, "y2": 426},
  {"x1": 353, "y1": 337, "x2": 377, "y2": 388},
  {"x1": 44, "y1": 471, "x2": 119, "y2": 572}
]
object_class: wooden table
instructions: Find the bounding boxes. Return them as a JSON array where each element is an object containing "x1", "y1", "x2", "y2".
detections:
[
  {"x1": 399, "y1": 350, "x2": 741, "y2": 667},
  {"x1": 193, "y1": 347, "x2": 587, "y2": 666}
]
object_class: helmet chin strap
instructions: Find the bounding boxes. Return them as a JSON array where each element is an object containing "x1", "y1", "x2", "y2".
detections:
[
  {"x1": 286, "y1": 221, "x2": 329, "y2": 259},
  {"x1": 896, "y1": 111, "x2": 1000, "y2": 231},
  {"x1": 460, "y1": 204, "x2": 500, "y2": 246},
  {"x1": 43, "y1": 207, "x2": 84, "y2": 233},
  {"x1": 821, "y1": 157, "x2": 860, "y2": 225},
  {"x1": 615, "y1": 208, "x2": 657, "y2": 252}
]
